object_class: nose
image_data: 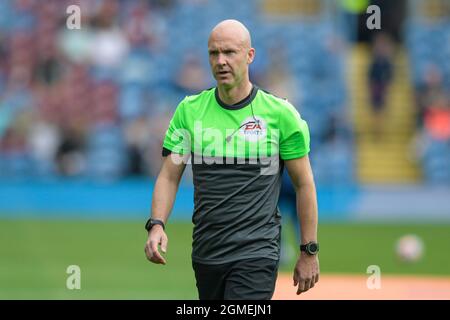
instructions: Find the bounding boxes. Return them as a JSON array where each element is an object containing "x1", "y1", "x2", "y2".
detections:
[{"x1": 217, "y1": 53, "x2": 226, "y2": 66}]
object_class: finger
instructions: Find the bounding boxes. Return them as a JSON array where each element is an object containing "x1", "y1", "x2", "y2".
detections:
[
  {"x1": 150, "y1": 251, "x2": 166, "y2": 264},
  {"x1": 303, "y1": 278, "x2": 311, "y2": 292},
  {"x1": 144, "y1": 244, "x2": 153, "y2": 261},
  {"x1": 150, "y1": 255, "x2": 165, "y2": 265},
  {"x1": 296, "y1": 285, "x2": 302, "y2": 295},
  {"x1": 160, "y1": 236, "x2": 168, "y2": 254},
  {"x1": 293, "y1": 272, "x2": 298, "y2": 286},
  {"x1": 315, "y1": 273, "x2": 320, "y2": 283},
  {"x1": 309, "y1": 278, "x2": 315, "y2": 289},
  {"x1": 150, "y1": 240, "x2": 162, "y2": 260},
  {"x1": 297, "y1": 279, "x2": 306, "y2": 295},
  {"x1": 150, "y1": 241, "x2": 166, "y2": 264}
]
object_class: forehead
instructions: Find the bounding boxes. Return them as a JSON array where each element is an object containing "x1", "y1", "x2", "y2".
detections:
[{"x1": 208, "y1": 33, "x2": 244, "y2": 50}]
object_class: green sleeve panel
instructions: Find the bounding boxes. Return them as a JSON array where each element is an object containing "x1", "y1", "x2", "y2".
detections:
[
  {"x1": 162, "y1": 99, "x2": 191, "y2": 155},
  {"x1": 279, "y1": 101, "x2": 311, "y2": 160}
]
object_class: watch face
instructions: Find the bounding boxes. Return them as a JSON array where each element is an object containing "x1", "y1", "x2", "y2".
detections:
[{"x1": 307, "y1": 243, "x2": 318, "y2": 254}]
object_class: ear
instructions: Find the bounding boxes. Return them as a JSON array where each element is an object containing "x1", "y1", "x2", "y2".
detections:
[{"x1": 247, "y1": 47, "x2": 255, "y2": 64}]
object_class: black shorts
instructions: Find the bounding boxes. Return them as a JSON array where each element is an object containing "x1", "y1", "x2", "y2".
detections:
[{"x1": 192, "y1": 257, "x2": 279, "y2": 300}]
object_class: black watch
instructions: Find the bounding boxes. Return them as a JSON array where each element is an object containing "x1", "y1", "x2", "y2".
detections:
[
  {"x1": 300, "y1": 242, "x2": 319, "y2": 255},
  {"x1": 145, "y1": 218, "x2": 165, "y2": 232}
]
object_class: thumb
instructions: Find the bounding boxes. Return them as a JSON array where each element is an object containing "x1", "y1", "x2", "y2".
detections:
[
  {"x1": 293, "y1": 272, "x2": 298, "y2": 286},
  {"x1": 160, "y1": 236, "x2": 168, "y2": 253}
]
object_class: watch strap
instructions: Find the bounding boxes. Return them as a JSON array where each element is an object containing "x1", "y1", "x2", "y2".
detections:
[{"x1": 145, "y1": 218, "x2": 165, "y2": 231}]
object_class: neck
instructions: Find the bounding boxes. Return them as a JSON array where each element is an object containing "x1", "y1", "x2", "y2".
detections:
[{"x1": 217, "y1": 80, "x2": 253, "y2": 106}]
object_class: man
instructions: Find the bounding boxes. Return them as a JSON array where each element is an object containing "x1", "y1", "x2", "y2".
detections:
[
  {"x1": 368, "y1": 32, "x2": 393, "y2": 140},
  {"x1": 144, "y1": 19, "x2": 319, "y2": 300}
]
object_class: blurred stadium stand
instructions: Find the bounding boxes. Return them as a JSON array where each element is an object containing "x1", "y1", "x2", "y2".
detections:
[
  {"x1": 0, "y1": 0, "x2": 449, "y2": 220},
  {"x1": 0, "y1": 0, "x2": 354, "y2": 185},
  {"x1": 405, "y1": 0, "x2": 450, "y2": 184}
]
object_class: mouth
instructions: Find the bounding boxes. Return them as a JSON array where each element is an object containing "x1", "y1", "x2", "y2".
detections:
[{"x1": 217, "y1": 71, "x2": 230, "y2": 77}]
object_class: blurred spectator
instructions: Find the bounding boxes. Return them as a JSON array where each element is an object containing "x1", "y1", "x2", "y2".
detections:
[
  {"x1": 34, "y1": 2, "x2": 63, "y2": 87},
  {"x1": 314, "y1": 113, "x2": 354, "y2": 184},
  {"x1": 172, "y1": 53, "x2": 211, "y2": 98},
  {"x1": 147, "y1": 109, "x2": 173, "y2": 177},
  {"x1": 260, "y1": 44, "x2": 298, "y2": 104},
  {"x1": 55, "y1": 126, "x2": 85, "y2": 177},
  {"x1": 411, "y1": 92, "x2": 450, "y2": 184},
  {"x1": 34, "y1": 53, "x2": 63, "y2": 87},
  {"x1": 89, "y1": 0, "x2": 129, "y2": 80},
  {"x1": 338, "y1": 0, "x2": 368, "y2": 43},
  {"x1": 27, "y1": 116, "x2": 60, "y2": 176},
  {"x1": 415, "y1": 63, "x2": 445, "y2": 129},
  {"x1": 368, "y1": 32, "x2": 394, "y2": 140},
  {"x1": 1, "y1": 126, "x2": 26, "y2": 154},
  {"x1": 424, "y1": 93, "x2": 450, "y2": 141},
  {"x1": 124, "y1": 116, "x2": 152, "y2": 176},
  {"x1": 124, "y1": 0, "x2": 168, "y2": 52},
  {"x1": 0, "y1": 108, "x2": 34, "y2": 177}
]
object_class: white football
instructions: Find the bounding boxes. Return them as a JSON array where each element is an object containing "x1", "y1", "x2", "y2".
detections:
[{"x1": 395, "y1": 234, "x2": 424, "y2": 263}]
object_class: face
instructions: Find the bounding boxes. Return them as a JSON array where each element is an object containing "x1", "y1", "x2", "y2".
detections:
[{"x1": 208, "y1": 35, "x2": 254, "y2": 89}]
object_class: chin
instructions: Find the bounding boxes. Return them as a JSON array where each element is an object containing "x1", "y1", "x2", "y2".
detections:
[{"x1": 217, "y1": 79, "x2": 233, "y2": 87}]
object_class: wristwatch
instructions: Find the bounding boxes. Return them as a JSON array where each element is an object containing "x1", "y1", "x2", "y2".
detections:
[
  {"x1": 145, "y1": 218, "x2": 165, "y2": 232},
  {"x1": 300, "y1": 241, "x2": 319, "y2": 255}
]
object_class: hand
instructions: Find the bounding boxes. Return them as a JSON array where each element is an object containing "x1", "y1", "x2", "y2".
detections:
[
  {"x1": 293, "y1": 253, "x2": 319, "y2": 295},
  {"x1": 144, "y1": 225, "x2": 168, "y2": 265}
]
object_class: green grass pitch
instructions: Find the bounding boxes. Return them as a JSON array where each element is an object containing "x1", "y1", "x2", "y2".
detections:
[{"x1": 1, "y1": 218, "x2": 449, "y2": 299}]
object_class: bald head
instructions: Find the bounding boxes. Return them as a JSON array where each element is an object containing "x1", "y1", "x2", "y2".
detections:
[
  {"x1": 209, "y1": 19, "x2": 252, "y2": 49},
  {"x1": 207, "y1": 20, "x2": 255, "y2": 91}
]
